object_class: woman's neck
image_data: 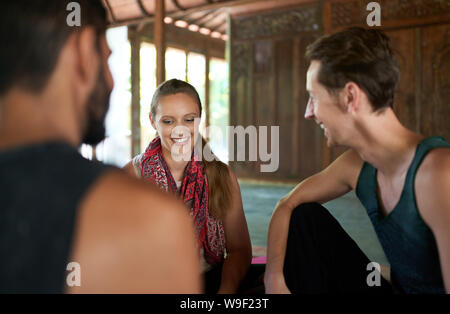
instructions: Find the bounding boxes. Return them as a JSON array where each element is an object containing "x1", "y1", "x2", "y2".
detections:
[{"x1": 161, "y1": 146, "x2": 189, "y2": 181}]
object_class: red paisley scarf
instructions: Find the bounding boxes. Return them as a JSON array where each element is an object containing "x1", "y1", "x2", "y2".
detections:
[{"x1": 140, "y1": 136, "x2": 225, "y2": 266}]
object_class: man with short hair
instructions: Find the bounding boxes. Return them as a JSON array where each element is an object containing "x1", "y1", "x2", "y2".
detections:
[
  {"x1": 0, "y1": 1, "x2": 201, "y2": 293},
  {"x1": 264, "y1": 27, "x2": 450, "y2": 294}
]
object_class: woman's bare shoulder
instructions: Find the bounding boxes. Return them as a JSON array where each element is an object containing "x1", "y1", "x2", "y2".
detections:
[{"x1": 123, "y1": 154, "x2": 144, "y2": 178}]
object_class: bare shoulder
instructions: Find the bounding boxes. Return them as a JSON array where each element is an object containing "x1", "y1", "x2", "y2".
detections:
[
  {"x1": 415, "y1": 148, "x2": 450, "y2": 224},
  {"x1": 418, "y1": 147, "x2": 450, "y2": 171},
  {"x1": 122, "y1": 154, "x2": 142, "y2": 178},
  {"x1": 68, "y1": 169, "x2": 200, "y2": 293},
  {"x1": 122, "y1": 160, "x2": 135, "y2": 176},
  {"x1": 416, "y1": 148, "x2": 450, "y2": 189}
]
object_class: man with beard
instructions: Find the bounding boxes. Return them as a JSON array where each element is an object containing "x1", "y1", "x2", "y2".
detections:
[{"x1": 0, "y1": 1, "x2": 201, "y2": 293}]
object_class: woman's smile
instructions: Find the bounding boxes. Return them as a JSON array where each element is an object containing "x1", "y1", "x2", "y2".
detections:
[{"x1": 171, "y1": 136, "x2": 190, "y2": 145}]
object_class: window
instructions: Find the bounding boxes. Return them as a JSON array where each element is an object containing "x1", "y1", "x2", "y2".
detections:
[
  {"x1": 140, "y1": 42, "x2": 157, "y2": 153},
  {"x1": 165, "y1": 47, "x2": 186, "y2": 81},
  {"x1": 187, "y1": 52, "x2": 206, "y2": 136},
  {"x1": 208, "y1": 58, "x2": 229, "y2": 162}
]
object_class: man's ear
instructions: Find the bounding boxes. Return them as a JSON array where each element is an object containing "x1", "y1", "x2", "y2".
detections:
[
  {"x1": 73, "y1": 27, "x2": 100, "y2": 97},
  {"x1": 343, "y1": 82, "x2": 360, "y2": 114}
]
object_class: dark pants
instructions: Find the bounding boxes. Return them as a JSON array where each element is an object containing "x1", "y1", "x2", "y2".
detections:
[
  {"x1": 283, "y1": 202, "x2": 392, "y2": 294},
  {"x1": 204, "y1": 263, "x2": 266, "y2": 294}
]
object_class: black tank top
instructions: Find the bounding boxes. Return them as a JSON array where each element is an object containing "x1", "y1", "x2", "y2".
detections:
[{"x1": 0, "y1": 141, "x2": 111, "y2": 293}]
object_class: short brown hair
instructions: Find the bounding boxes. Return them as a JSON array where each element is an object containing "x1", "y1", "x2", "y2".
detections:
[{"x1": 305, "y1": 27, "x2": 399, "y2": 111}]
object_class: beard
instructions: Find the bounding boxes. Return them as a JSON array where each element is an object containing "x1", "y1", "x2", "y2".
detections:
[{"x1": 82, "y1": 64, "x2": 111, "y2": 146}]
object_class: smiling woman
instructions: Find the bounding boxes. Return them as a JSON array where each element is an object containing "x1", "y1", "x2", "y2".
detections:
[{"x1": 123, "y1": 79, "x2": 253, "y2": 294}]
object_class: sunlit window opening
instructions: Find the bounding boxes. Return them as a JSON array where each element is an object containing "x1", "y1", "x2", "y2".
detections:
[
  {"x1": 209, "y1": 58, "x2": 229, "y2": 163},
  {"x1": 140, "y1": 42, "x2": 157, "y2": 153},
  {"x1": 165, "y1": 47, "x2": 187, "y2": 81}
]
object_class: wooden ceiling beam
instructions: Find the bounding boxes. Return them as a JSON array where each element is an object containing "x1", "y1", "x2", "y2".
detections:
[
  {"x1": 110, "y1": 0, "x2": 266, "y2": 27},
  {"x1": 136, "y1": 0, "x2": 151, "y2": 16},
  {"x1": 190, "y1": 8, "x2": 224, "y2": 27},
  {"x1": 207, "y1": 18, "x2": 227, "y2": 32},
  {"x1": 103, "y1": 0, "x2": 117, "y2": 23},
  {"x1": 180, "y1": 10, "x2": 214, "y2": 24},
  {"x1": 171, "y1": 0, "x2": 186, "y2": 11}
]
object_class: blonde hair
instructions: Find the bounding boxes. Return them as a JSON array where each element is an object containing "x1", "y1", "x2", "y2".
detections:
[{"x1": 150, "y1": 79, "x2": 231, "y2": 220}]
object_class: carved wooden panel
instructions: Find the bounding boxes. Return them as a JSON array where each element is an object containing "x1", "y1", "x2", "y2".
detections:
[
  {"x1": 231, "y1": 6, "x2": 319, "y2": 41},
  {"x1": 421, "y1": 24, "x2": 450, "y2": 140},
  {"x1": 229, "y1": 4, "x2": 321, "y2": 181},
  {"x1": 324, "y1": 0, "x2": 450, "y2": 33},
  {"x1": 386, "y1": 28, "x2": 418, "y2": 132},
  {"x1": 254, "y1": 40, "x2": 272, "y2": 75},
  {"x1": 275, "y1": 38, "x2": 294, "y2": 177},
  {"x1": 229, "y1": 42, "x2": 253, "y2": 176}
]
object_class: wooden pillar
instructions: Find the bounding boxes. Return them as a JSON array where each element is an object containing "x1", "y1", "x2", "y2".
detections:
[
  {"x1": 130, "y1": 30, "x2": 141, "y2": 158},
  {"x1": 185, "y1": 50, "x2": 189, "y2": 81},
  {"x1": 291, "y1": 38, "x2": 300, "y2": 175},
  {"x1": 155, "y1": 0, "x2": 165, "y2": 85},
  {"x1": 92, "y1": 146, "x2": 97, "y2": 161}
]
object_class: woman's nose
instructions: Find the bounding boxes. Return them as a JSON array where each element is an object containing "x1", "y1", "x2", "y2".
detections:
[{"x1": 172, "y1": 124, "x2": 190, "y2": 137}]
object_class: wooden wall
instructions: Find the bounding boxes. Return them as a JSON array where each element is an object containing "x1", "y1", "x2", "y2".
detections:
[
  {"x1": 228, "y1": 2, "x2": 323, "y2": 182},
  {"x1": 229, "y1": 0, "x2": 450, "y2": 182}
]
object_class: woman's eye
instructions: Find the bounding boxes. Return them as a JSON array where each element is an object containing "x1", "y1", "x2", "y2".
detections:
[
  {"x1": 162, "y1": 120, "x2": 173, "y2": 125},
  {"x1": 185, "y1": 118, "x2": 195, "y2": 123}
]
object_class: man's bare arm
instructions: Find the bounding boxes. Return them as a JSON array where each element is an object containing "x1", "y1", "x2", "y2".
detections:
[
  {"x1": 416, "y1": 148, "x2": 450, "y2": 293},
  {"x1": 67, "y1": 170, "x2": 201, "y2": 293},
  {"x1": 264, "y1": 149, "x2": 363, "y2": 293}
]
